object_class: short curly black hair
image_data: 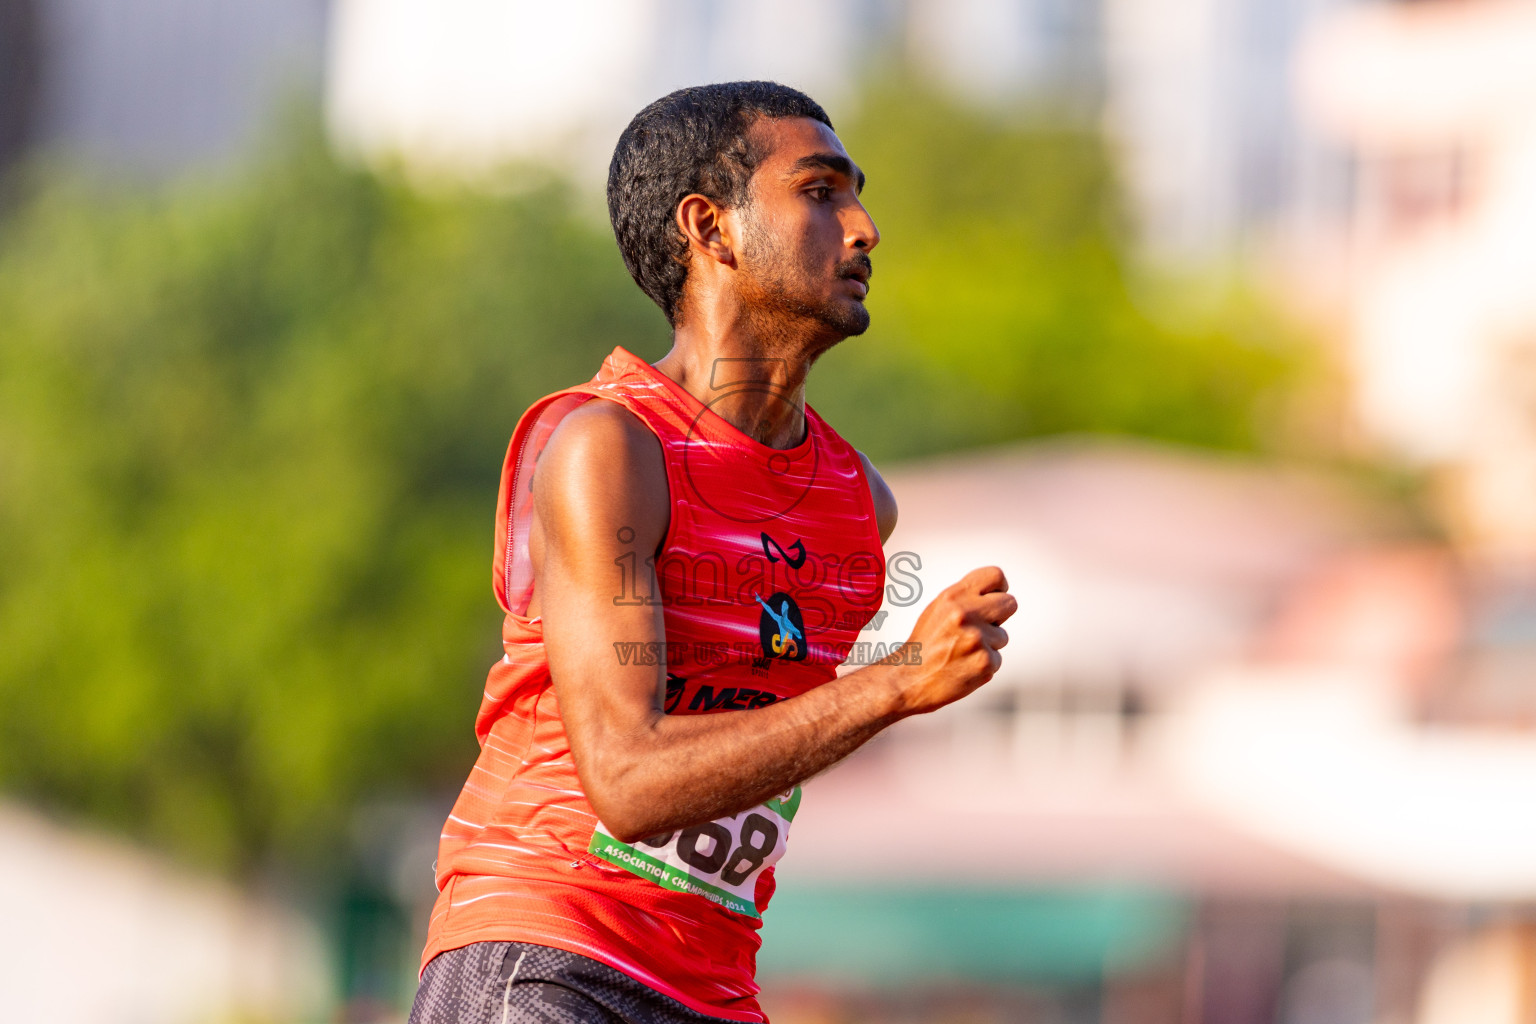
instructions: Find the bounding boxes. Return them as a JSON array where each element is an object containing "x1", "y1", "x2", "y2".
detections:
[{"x1": 607, "y1": 82, "x2": 833, "y2": 326}]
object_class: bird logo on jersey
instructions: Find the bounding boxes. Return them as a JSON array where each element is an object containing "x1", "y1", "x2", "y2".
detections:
[{"x1": 755, "y1": 591, "x2": 807, "y2": 662}]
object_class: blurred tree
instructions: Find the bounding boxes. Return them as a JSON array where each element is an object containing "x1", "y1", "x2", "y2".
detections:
[
  {"x1": 0, "y1": 87, "x2": 1312, "y2": 874},
  {"x1": 0, "y1": 125, "x2": 668, "y2": 872}
]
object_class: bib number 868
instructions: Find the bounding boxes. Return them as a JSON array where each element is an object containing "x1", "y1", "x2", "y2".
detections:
[
  {"x1": 589, "y1": 789, "x2": 798, "y2": 917},
  {"x1": 637, "y1": 813, "x2": 779, "y2": 886}
]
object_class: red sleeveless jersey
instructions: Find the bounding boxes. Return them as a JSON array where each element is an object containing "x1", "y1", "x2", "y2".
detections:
[{"x1": 422, "y1": 347, "x2": 887, "y2": 1021}]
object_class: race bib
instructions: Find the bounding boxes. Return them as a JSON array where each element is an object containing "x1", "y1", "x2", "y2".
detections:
[{"x1": 588, "y1": 788, "x2": 801, "y2": 918}]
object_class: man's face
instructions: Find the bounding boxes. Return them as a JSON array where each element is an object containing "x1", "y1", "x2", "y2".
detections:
[{"x1": 733, "y1": 117, "x2": 879, "y2": 342}]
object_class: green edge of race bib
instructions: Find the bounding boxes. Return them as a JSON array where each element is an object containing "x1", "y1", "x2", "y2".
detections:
[
  {"x1": 587, "y1": 834, "x2": 761, "y2": 919},
  {"x1": 763, "y1": 785, "x2": 801, "y2": 822}
]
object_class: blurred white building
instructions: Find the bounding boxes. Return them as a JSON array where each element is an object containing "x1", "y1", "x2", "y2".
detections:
[
  {"x1": 325, "y1": 0, "x2": 895, "y2": 179},
  {"x1": 7, "y1": 0, "x2": 327, "y2": 173},
  {"x1": 0, "y1": 802, "x2": 328, "y2": 1024},
  {"x1": 323, "y1": 0, "x2": 1107, "y2": 179},
  {"x1": 1297, "y1": 0, "x2": 1536, "y2": 566},
  {"x1": 1100, "y1": 0, "x2": 1355, "y2": 263},
  {"x1": 906, "y1": 0, "x2": 1099, "y2": 105},
  {"x1": 1093, "y1": 0, "x2": 1536, "y2": 572},
  {"x1": 320, "y1": 0, "x2": 1343, "y2": 264}
]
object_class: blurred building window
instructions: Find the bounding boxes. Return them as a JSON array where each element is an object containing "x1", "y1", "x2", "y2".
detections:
[{"x1": 1359, "y1": 146, "x2": 1476, "y2": 239}]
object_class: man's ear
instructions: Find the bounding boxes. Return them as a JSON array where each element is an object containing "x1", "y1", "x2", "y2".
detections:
[{"x1": 676, "y1": 194, "x2": 737, "y2": 269}]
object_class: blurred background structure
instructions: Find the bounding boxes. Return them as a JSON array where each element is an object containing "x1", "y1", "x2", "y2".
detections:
[{"x1": 5, "y1": 1, "x2": 1536, "y2": 1022}]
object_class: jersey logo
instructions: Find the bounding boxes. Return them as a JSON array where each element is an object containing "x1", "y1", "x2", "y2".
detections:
[
  {"x1": 760, "y1": 532, "x2": 807, "y2": 569},
  {"x1": 755, "y1": 591, "x2": 807, "y2": 661},
  {"x1": 664, "y1": 673, "x2": 687, "y2": 714}
]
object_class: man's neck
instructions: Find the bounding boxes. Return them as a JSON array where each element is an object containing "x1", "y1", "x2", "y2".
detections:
[{"x1": 655, "y1": 313, "x2": 833, "y2": 451}]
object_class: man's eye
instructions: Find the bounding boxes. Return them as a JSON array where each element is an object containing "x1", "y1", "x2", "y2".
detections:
[{"x1": 808, "y1": 186, "x2": 834, "y2": 202}]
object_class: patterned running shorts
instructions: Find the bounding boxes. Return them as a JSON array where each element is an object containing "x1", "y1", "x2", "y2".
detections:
[{"x1": 408, "y1": 942, "x2": 748, "y2": 1024}]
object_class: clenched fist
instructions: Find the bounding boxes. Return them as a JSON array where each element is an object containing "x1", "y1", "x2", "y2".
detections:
[{"x1": 889, "y1": 566, "x2": 1017, "y2": 716}]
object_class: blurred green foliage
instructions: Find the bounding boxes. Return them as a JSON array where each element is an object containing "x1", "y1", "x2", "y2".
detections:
[
  {"x1": 0, "y1": 87, "x2": 1309, "y2": 873},
  {"x1": 0, "y1": 132, "x2": 665, "y2": 872}
]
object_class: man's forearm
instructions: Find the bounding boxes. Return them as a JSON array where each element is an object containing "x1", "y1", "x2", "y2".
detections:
[{"x1": 572, "y1": 661, "x2": 908, "y2": 842}]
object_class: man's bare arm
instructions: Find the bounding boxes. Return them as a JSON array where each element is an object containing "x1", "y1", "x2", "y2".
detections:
[{"x1": 533, "y1": 401, "x2": 1015, "y2": 843}]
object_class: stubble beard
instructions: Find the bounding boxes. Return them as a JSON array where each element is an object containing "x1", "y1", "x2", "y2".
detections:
[{"x1": 738, "y1": 217, "x2": 871, "y2": 353}]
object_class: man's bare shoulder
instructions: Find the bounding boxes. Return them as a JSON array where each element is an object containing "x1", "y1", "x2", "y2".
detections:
[
  {"x1": 857, "y1": 450, "x2": 898, "y2": 544},
  {"x1": 543, "y1": 398, "x2": 663, "y2": 464},
  {"x1": 533, "y1": 397, "x2": 669, "y2": 550}
]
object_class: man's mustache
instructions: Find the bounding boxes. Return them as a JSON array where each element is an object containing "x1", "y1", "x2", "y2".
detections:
[{"x1": 836, "y1": 253, "x2": 873, "y2": 281}]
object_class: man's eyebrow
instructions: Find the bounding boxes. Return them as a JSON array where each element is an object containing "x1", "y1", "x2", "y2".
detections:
[{"x1": 789, "y1": 153, "x2": 866, "y2": 193}]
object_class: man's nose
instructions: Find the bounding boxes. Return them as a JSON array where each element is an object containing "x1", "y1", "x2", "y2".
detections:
[{"x1": 846, "y1": 203, "x2": 880, "y2": 253}]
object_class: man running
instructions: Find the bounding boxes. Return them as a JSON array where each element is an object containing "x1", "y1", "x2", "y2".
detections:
[{"x1": 410, "y1": 81, "x2": 1016, "y2": 1024}]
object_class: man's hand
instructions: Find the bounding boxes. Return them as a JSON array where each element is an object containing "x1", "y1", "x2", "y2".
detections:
[{"x1": 887, "y1": 567, "x2": 1016, "y2": 717}]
